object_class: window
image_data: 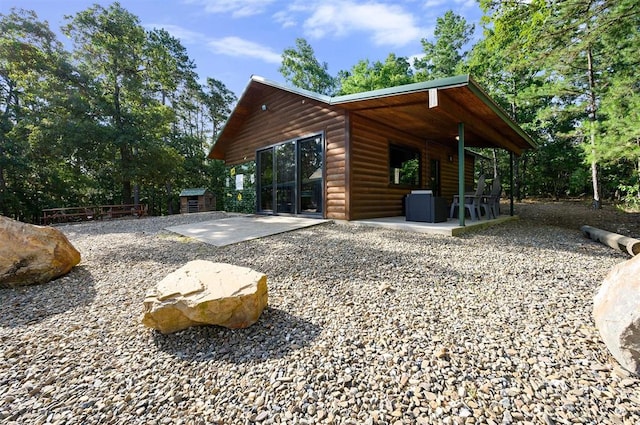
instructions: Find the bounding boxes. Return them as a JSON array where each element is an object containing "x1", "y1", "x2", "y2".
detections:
[{"x1": 389, "y1": 143, "x2": 421, "y2": 187}]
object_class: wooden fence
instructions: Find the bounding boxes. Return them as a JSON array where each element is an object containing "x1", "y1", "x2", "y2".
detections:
[{"x1": 41, "y1": 204, "x2": 147, "y2": 225}]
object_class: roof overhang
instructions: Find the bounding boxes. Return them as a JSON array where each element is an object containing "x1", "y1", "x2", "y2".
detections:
[{"x1": 208, "y1": 74, "x2": 536, "y2": 160}]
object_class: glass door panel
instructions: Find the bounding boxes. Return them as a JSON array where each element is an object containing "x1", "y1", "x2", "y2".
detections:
[
  {"x1": 276, "y1": 141, "x2": 296, "y2": 214},
  {"x1": 298, "y1": 136, "x2": 323, "y2": 214},
  {"x1": 258, "y1": 148, "x2": 274, "y2": 212},
  {"x1": 257, "y1": 135, "x2": 323, "y2": 216}
]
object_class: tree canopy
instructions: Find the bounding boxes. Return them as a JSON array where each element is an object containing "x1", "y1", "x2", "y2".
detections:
[
  {"x1": 2, "y1": 2, "x2": 639, "y2": 222},
  {"x1": 0, "y1": 5, "x2": 236, "y2": 221},
  {"x1": 280, "y1": 4, "x2": 640, "y2": 210},
  {"x1": 279, "y1": 38, "x2": 336, "y2": 95}
]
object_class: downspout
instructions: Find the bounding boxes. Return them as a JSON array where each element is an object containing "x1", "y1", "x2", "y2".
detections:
[{"x1": 458, "y1": 123, "x2": 465, "y2": 226}]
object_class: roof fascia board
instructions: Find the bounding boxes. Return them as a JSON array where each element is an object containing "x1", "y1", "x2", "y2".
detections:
[
  {"x1": 330, "y1": 74, "x2": 470, "y2": 104},
  {"x1": 250, "y1": 75, "x2": 471, "y2": 105},
  {"x1": 250, "y1": 75, "x2": 332, "y2": 104}
]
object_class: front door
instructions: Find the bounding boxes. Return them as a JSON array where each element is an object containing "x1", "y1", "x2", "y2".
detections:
[{"x1": 257, "y1": 135, "x2": 323, "y2": 216}]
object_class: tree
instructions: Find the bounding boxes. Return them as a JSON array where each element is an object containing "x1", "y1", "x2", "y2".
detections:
[
  {"x1": 0, "y1": 8, "x2": 87, "y2": 220},
  {"x1": 414, "y1": 10, "x2": 474, "y2": 81},
  {"x1": 202, "y1": 77, "x2": 236, "y2": 136},
  {"x1": 466, "y1": 1, "x2": 553, "y2": 200},
  {"x1": 0, "y1": 4, "x2": 233, "y2": 220},
  {"x1": 337, "y1": 53, "x2": 413, "y2": 95},
  {"x1": 279, "y1": 38, "x2": 335, "y2": 95},
  {"x1": 63, "y1": 2, "x2": 151, "y2": 204},
  {"x1": 145, "y1": 28, "x2": 197, "y2": 107},
  {"x1": 525, "y1": 0, "x2": 640, "y2": 208},
  {"x1": 595, "y1": 0, "x2": 640, "y2": 207}
]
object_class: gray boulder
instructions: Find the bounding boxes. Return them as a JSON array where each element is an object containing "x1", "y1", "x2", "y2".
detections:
[{"x1": 594, "y1": 254, "x2": 640, "y2": 375}]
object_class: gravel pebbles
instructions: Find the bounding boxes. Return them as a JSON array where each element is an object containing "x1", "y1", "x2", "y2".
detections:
[{"x1": 1, "y1": 208, "x2": 639, "y2": 424}]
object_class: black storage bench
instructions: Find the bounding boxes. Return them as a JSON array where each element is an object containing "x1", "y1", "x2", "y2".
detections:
[{"x1": 405, "y1": 191, "x2": 448, "y2": 223}]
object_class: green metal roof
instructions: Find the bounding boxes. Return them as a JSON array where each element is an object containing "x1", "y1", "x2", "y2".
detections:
[
  {"x1": 179, "y1": 188, "x2": 208, "y2": 197},
  {"x1": 209, "y1": 74, "x2": 537, "y2": 160},
  {"x1": 330, "y1": 74, "x2": 470, "y2": 104},
  {"x1": 246, "y1": 74, "x2": 470, "y2": 106}
]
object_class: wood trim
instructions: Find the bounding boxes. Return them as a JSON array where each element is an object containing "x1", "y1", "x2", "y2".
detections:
[{"x1": 344, "y1": 110, "x2": 351, "y2": 220}]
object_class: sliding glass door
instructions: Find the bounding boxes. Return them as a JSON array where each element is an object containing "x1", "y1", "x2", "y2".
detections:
[
  {"x1": 258, "y1": 149, "x2": 274, "y2": 212},
  {"x1": 298, "y1": 136, "x2": 323, "y2": 214},
  {"x1": 257, "y1": 135, "x2": 323, "y2": 216},
  {"x1": 276, "y1": 141, "x2": 296, "y2": 213}
]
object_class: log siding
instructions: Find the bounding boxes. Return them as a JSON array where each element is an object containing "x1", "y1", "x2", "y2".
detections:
[{"x1": 219, "y1": 86, "x2": 347, "y2": 220}]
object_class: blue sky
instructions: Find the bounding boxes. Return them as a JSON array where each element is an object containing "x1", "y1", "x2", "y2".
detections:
[{"x1": 2, "y1": 0, "x2": 484, "y2": 97}]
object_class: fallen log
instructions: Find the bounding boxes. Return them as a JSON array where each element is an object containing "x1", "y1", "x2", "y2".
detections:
[{"x1": 581, "y1": 225, "x2": 640, "y2": 256}]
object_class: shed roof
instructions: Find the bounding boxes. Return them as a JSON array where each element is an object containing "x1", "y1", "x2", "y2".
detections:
[
  {"x1": 209, "y1": 74, "x2": 536, "y2": 160},
  {"x1": 179, "y1": 188, "x2": 208, "y2": 197}
]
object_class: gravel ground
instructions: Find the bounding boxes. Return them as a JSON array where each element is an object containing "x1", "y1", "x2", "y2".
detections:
[{"x1": 1, "y1": 202, "x2": 639, "y2": 425}]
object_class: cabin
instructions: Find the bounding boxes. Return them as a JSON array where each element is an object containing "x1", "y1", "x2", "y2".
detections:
[
  {"x1": 179, "y1": 188, "x2": 216, "y2": 214},
  {"x1": 208, "y1": 75, "x2": 535, "y2": 224}
]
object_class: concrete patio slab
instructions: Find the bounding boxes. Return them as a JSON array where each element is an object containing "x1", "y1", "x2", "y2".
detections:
[
  {"x1": 344, "y1": 215, "x2": 518, "y2": 236},
  {"x1": 165, "y1": 215, "x2": 329, "y2": 247}
]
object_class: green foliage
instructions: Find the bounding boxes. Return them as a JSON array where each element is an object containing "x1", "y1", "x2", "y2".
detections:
[
  {"x1": 617, "y1": 185, "x2": 640, "y2": 211},
  {"x1": 279, "y1": 38, "x2": 336, "y2": 95},
  {"x1": 469, "y1": 0, "x2": 640, "y2": 209},
  {"x1": 223, "y1": 162, "x2": 256, "y2": 214},
  {"x1": 3, "y1": 2, "x2": 640, "y2": 220},
  {"x1": 202, "y1": 77, "x2": 237, "y2": 136},
  {"x1": 337, "y1": 53, "x2": 413, "y2": 95},
  {"x1": 0, "y1": 5, "x2": 232, "y2": 222},
  {"x1": 414, "y1": 10, "x2": 474, "y2": 80}
]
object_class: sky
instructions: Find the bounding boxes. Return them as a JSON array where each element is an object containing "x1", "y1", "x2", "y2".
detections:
[{"x1": 1, "y1": 0, "x2": 484, "y2": 97}]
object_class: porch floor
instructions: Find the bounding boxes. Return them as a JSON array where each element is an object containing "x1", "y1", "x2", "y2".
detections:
[{"x1": 343, "y1": 214, "x2": 518, "y2": 236}]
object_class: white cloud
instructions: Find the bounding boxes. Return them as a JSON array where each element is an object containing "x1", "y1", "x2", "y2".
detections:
[
  {"x1": 423, "y1": 0, "x2": 447, "y2": 7},
  {"x1": 273, "y1": 10, "x2": 297, "y2": 28},
  {"x1": 184, "y1": 0, "x2": 276, "y2": 18},
  {"x1": 144, "y1": 24, "x2": 281, "y2": 65},
  {"x1": 276, "y1": 1, "x2": 424, "y2": 47},
  {"x1": 424, "y1": 0, "x2": 476, "y2": 9},
  {"x1": 208, "y1": 36, "x2": 282, "y2": 64}
]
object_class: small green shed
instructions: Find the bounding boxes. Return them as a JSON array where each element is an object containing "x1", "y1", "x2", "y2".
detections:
[{"x1": 179, "y1": 188, "x2": 215, "y2": 214}]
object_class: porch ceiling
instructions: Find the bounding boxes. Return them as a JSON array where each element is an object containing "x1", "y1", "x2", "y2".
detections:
[{"x1": 333, "y1": 83, "x2": 534, "y2": 155}]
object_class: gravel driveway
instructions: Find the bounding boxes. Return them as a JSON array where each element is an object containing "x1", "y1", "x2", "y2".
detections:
[{"x1": 1, "y1": 205, "x2": 638, "y2": 424}]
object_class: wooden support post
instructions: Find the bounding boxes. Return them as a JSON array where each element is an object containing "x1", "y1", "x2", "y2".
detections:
[
  {"x1": 510, "y1": 151, "x2": 514, "y2": 216},
  {"x1": 458, "y1": 122, "x2": 465, "y2": 227}
]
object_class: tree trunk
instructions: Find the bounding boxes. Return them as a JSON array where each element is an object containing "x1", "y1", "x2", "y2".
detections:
[
  {"x1": 113, "y1": 65, "x2": 132, "y2": 205},
  {"x1": 121, "y1": 179, "x2": 132, "y2": 205},
  {"x1": 133, "y1": 146, "x2": 139, "y2": 207},
  {"x1": 134, "y1": 183, "x2": 140, "y2": 206},
  {"x1": 510, "y1": 80, "x2": 521, "y2": 200},
  {"x1": 492, "y1": 149, "x2": 498, "y2": 178},
  {"x1": 166, "y1": 181, "x2": 173, "y2": 215},
  {"x1": 0, "y1": 163, "x2": 6, "y2": 216},
  {"x1": 586, "y1": 46, "x2": 601, "y2": 209},
  {"x1": 637, "y1": 138, "x2": 640, "y2": 201}
]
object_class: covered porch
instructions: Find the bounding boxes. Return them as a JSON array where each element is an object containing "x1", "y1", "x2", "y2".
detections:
[
  {"x1": 332, "y1": 74, "x2": 536, "y2": 225},
  {"x1": 346, "y1": 213, "x2": 518, "y2": 237}
]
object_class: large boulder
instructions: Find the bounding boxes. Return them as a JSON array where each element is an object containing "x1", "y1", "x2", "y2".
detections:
[
  {"x1": 594, "y1": 254, "x2": 640, "y2": 375},
  {"x1": 142, "y1": 260, "x2": 268, "y2": 334},
  {"x1": 0, "y1": 216, "x2": 81, "y2": 288}
]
